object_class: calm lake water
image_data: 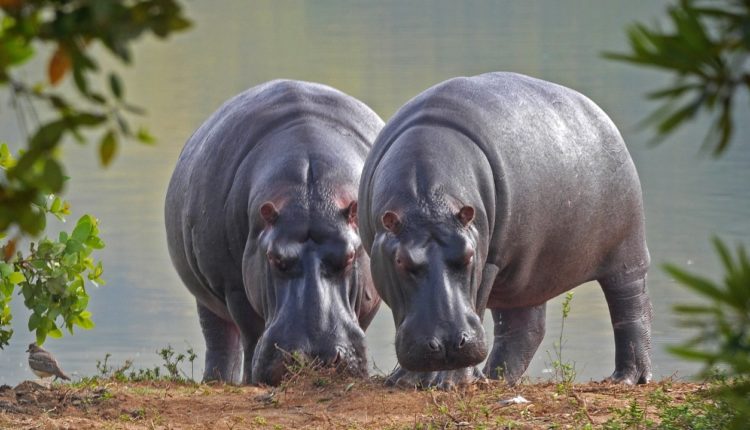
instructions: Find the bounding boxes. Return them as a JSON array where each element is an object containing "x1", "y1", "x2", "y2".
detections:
[{"x1": 2, "y1": 0, "x2": 749, "y2": 385}]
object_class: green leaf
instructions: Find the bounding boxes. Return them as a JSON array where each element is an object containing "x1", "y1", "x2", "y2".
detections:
[
  {"x1": 0, "y1": 143, "x2": 15, "y2": 169},
  {"x1": 7, "y1": 272, "x2": 25, "y2": 285},
  {"x1": 64, "y1": 239, "x2": 83, "y2": 255},
  {"x1": 42, "y1": 158, "x2": 65, "y2": 192},
  {"x1": 1, "y1": 281, "x2": 13, "y2": 297},
  {"x1": 47, "y1": 327, "x2": 63, "y2": 339},
  {"x1": 35, "y1": 327, "x2": 47, "y2": 346},
  {"x1": 673, "y1": 304, "x2": 718, "y2": 315},
  {"x1": 85, "y1": 236, "x2": 105, "y2": 250},
  {"x1": 50, "y1": 196, "x2": 62, "y2": 213},
  {"x1": 28, "y1": 313, "x2": 42, "y2": 331},
  {"x1": 71, "y1": 113, "x2": 106, "y2": 127},
  {"x1": 664, "y1": 263, "x2": 729, "y2": 302},
  {"x1": 71, "y1": 217, "x2": 93, "y2": 243},
  {"x1": 0, "y1": 35, "x2": 34, "y2": 67},
  {"x1": 109, "y1": 73, "x2": 123, "y2": 100},
  {"x1": 0, "y1": 263, "x2": 12, "y2": 278},
  {"x1": 99, "y1": 130, "x2": 117, "y2": 167},
  {"x1": 646, "y1": 83, "x2": 701, "y2": 100},
  {"x1": 136, "y1": 127, "x2": 156, "y2": 145},
  {"x1": 76, "y1": 315, "x2": 95, "y2": 330},
  {"x1": 667, "y1": 345, "x2": 718, "y2": 362},
  {"x1": 657, "y1": 98, "x2": 703, "y2": 135},
  {"x1": 29, "y1": 120, "x2": 67, "y2": 151}
]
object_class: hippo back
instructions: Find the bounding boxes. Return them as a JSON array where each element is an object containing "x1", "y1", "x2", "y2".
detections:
[
  {"x1": 166, "y1": 80, "x2": 383, "y2": 318},
  {"x1": 359, "y1": 72, "x2": 647, "y2": 304}
]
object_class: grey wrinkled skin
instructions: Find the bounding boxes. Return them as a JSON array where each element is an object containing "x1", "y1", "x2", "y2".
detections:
[
  {"x1": 165, "y1": 80, "x2": 383, "y2": 385},
  {"x1": 358, "y1": 72, "x2": 652, "y2": 388}
]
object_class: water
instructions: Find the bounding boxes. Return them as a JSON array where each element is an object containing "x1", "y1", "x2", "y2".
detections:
[{"x1": 2, "y1": 0, "x2": 749, "y2": 385}]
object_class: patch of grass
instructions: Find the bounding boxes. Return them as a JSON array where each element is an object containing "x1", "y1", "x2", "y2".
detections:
[
  {"x1": 546, "y1": 292, "x2": 577, "y2": 395},
  {"x1": 603, "y1": 377, "x2": 738, "y2": 429},
  {"x1": 69, "y1": 344, "x2": 200, "y2": 387},
  {"x1": 312, "y1": 376, "x2": 332, "y2": 388}
]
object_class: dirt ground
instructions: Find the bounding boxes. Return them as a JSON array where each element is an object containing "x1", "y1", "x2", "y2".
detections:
[{"x1": 0, "y1": 372, "x2": 704, "y2": 429}]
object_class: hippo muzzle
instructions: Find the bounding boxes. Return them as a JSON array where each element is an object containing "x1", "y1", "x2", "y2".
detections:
[
  {"x1": 394, "y1": 300, "x2": 487, "y2": 372},
  {"x1": 249, "y1": 258, "x2": 369, "y2": 386},
  {"x1": 251, "y1": 326, "x2": 367, "y2": 386}
]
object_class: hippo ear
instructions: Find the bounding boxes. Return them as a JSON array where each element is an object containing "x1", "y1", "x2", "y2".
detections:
[
  {"x1": 457, "y1": 206, "x2": 475, "y2": 226},
  {"x1": 343, "y1": 201, "x2": 358, "y2": 227},
  {"x1": 382, "y1": 211, "x2": 401, "y2": 233},
  {"x1": 259, "y1": 202, "x2": 279, "y2": 225}
]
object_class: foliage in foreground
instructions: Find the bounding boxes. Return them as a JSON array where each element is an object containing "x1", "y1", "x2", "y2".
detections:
[
  {"x1": 664, "y1": 238, "x2": 750, "y2": 429},
  {"x1": 1, "y1": 145, "x2": 105, "y2": 347},
  {"x1": 604, "y1": 0, "x2": 750, "y2": 155},
  {"x1": 604, "y1": 378, "x2": 738, "y2": 430},
  {"x1": 0, "y1": 0, "x2": 190, "y2": 236},
  {"x1": 0, "y1": 0, "x2": 191, "y2": 348}
]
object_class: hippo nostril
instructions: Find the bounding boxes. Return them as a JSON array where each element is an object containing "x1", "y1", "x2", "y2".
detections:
[
  {"x1": 457, "y1": 332, "x2": 469, "y2": 349},
  {"x1": 427, "y1": 337, "x2": 441, "y2": 352}
]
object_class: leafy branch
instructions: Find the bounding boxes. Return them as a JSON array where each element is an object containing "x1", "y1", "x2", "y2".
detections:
[
  {"x1": 603, "y1": 0, "x2": 750, "y2": 155},
  {"x1": 0, "y1": 0, "x2": 190, "y2": 348},
  {"x1": 665, "y1": 238, "x2": 750, "y2": 428}
]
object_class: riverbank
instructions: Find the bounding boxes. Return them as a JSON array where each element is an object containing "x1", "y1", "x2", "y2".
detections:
[{"x1": 0, "y1": 369, "x2": 713, "y2": 429}]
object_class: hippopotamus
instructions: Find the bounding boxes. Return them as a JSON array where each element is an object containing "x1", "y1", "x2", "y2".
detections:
[
  {"x1": 165, "y1": 80, "x2": 383, "y2": 385},
  {"x1": 358, "y1": 72, "x2": 652, "y2": 388}
]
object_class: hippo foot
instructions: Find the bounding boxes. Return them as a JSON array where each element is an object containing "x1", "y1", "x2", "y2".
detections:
[
  {"x1": 605, "y1": 367, "x2": 651, "y2": 385},
  {"x1": 385, "y1": 366, "x2": 485, "y2": 390}
]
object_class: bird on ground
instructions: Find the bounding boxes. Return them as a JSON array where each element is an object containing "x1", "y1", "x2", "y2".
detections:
[{"x1": 26, "y1": 343, "x2": 70, "y2": 381}]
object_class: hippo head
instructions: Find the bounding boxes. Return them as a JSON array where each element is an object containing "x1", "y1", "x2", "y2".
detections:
[
  {"x1": 371, "y1": 204, "x2": 488, "y2": 372},
  {"x1": 248, "y1": 198, "x2": 379, "y2": 386}
]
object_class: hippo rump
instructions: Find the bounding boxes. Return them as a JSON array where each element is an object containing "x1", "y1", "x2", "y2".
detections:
[
  {"x1": 165, "y1": 80, "x2": 383, "y2": 385},
  {"x1": 358, "y1": 72, "x2": 652, "y2": 388}
]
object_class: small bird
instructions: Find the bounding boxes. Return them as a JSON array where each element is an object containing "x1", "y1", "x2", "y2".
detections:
[{"x1": 26, "y1": 343, "x2": 70, "y2": 381}]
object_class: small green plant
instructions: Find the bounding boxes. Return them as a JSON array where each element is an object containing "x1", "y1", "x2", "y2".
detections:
[
  {"x1": 0, "y1": 154, "x2": 105, "y2": 347},
  {"x1": 88, "y1": 345, "x2": 199, "y2": 383},
  {"x1": 603, "y1": 399, "x2": 653, "y2": 430},
  {"x1": 547, "y1": 292, "x2": 576, "y2": 392},
  {"x1": 159, "y1": 344, "x2": 191, "y2": 380}
]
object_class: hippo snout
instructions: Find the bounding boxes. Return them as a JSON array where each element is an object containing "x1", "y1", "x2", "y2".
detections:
[
  {"x1": 395, "y1": 314, "x2": 488, "y2": 372},
  {"x1": 251, "y1": 324, "x2": 368, "y2": 386}
]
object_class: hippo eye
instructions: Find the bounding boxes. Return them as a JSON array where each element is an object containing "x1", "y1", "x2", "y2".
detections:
[
  {"x1": 448, "y1": 250, "x2": 474, "y2": 270},
  {"x1": 268, "y1": 253, "x2": 292, "y2": 273},
  {"x1": 323, "y1": 251, "x2": 355, "y2": 276}
]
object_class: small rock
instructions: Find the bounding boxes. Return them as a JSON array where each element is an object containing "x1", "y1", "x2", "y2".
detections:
[{"x1": 498, "y1": 395, "x2": 530, "y2": 406}]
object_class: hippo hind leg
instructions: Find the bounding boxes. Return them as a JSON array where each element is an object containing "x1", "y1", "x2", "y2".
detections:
[
  {"x1": 483, "y1": 303, "x2": 546, "y2": 385},
  {"x1": 197, "y1": 302, "x2": 242, "y2": 384},
  {"x1": 598, "y1": 272, "x2": 653, "y2": 384}
]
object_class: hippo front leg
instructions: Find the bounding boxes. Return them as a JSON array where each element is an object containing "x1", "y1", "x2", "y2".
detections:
[
  {"x1": 197, "y1": 303, "x2": 242, "y2": 383},
  {"x1": 483, "y1": 304, "x2": 546, "y2": 385},
  {"x1": 386, "y1": 366, "x2": 485, "y2": 390},
  {"x1": 599, "y1": 274, "x2": 652, "y2": 384},
  {"x1": 225, "y1": 290, "x2": 264, "y2": 384}
]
